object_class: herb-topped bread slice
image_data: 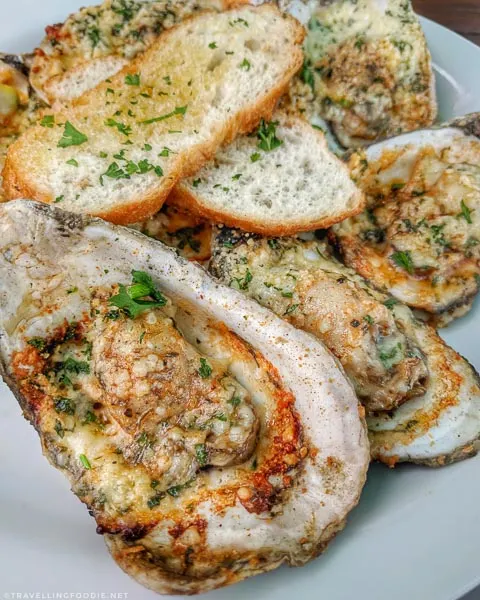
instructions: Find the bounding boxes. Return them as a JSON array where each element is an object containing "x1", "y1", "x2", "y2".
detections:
[
  {"x1": 30, "y1": 0, "x2": 242, "y2": 104},
  {"x1": 3, "y1": 5, "x2": 304, "y2": 224},
  {"x1": 169, "y1": 111, "x2": 364, "y2": 235}
]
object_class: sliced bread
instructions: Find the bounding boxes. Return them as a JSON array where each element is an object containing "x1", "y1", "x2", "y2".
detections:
[
  {"x1": 3, "y1": 5, "x2": 304, "y2": 224},
  {"x1": 31, "y1": 0, "x2": 243, "y2": 104},
  {"x1": 169, "y1": 111, "x2": 364, "y2": 235}
]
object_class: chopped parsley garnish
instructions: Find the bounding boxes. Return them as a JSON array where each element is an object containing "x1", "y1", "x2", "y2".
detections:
[
  {"x1": 58, "y1": 121, "x2": 88, "y2": 148},
  {"x1": 379, "y1": 346, "x2": 399, "y2": 368},
  {"x1": 54, "y1": 397, "x2": 75, "y2": 415},
  {"x1": 257, "y1": 119, "x2": 282, "y2": 152},
  {"x1": 109, "y1": 270, "x2": 167, "y2": 319},
  {"x1": 250, "y1": 152, "x2": 261, "y2": 163},
  {"x1": 239, "y1": 58, "x2": 251, "y2": 71},
  {"x1": 300, "y1": 60, "x2": 315, "y2": 91},
  {"x1": 208, "y1": 42, "x2": 217, "y2": 49},
  {"x1": 147, "y1": 493, "x2": 165, "y2": 509},
  {"x1": 364, "y1": 315, "x2": 374, "y2": 325},
  {"x1": 166, "y1": 486, "x2": 182, "y2": 498},
  {"x1": 83, "y1": 411, "x2": 99, "y2": 426},
  {"x1": 105, "y1": 118, "x2": 132, "y2": 136},
  {"x1": 233, "y1": 269, "x2": 252, "y2": 290},
  {"x1": 163, "y1": 75, "x2": 172, "y2": 85},
  {"x1": 431, "y1": 224, "x2": 449, "y2": 247},
  {"x1": 54, "y1": 195, "x2": 64, "y2": 203},
  {"x1": 143, "y1": 143, "x2": 152, "y2": 151},
  {"x1": 159, "y1": 146, "x2": 172, "y2": 157},
  {"x1": 87, "y1": 26, "x2": 101, "y2": 48},
  {"x1": 62, "y1": 357, "x2": 90, "y2": 376},
  {"x1": 458, "y1": 199, "x2": 473, "y2": 224},
  {"x1": 284, "y1": 304, "x2": 299, "y2": 315},
  {"x1": 384, "y1": 298, "x2": 399, "y2": 309},
  {"x1": 100, "y1": 158, "x2": 163, "y2": 184},
  {"x1": 106, "y1": 309, "x2": 120, "y2": 321},
  {"x1": 355, "y1": 36, "x2": 366, "y2": 50},
  {"x1": 338, "y1": 98, "x2": 354, "y2": 109},
  {"x1": 230, "y1": 17, "x2": 249, "y2": 26},
  {"x1": 54, "y1": 420, "x2": 65, "y2": 439},
  {"x1": 391, "y1": 250, "x2": 414, "y2": 274},
  {"x1": 195, "y1": 443, "x2": 208, "y2": 467},
  {"x1": 40, "y1": 115, "x2": 55, "y2": 128},
  {"x1": 391, "y1": 182, "x2": 405, "y2": 191},
  {"x1": 125, "y1": 73, "x2": 140, "y2": 86},
  {"x1": 100, "y1": 162, "x2": 128, "y2": 183},
  {"x1": 79, "y1": 454, "x2": 91, "y2": 470},
  {"x1": 67, "y1": 287, "x2": 78, "y2": 294},
  {"x1": 198, "y1": 357, "x2": 212, "y2": 379},
  {"x1": 268, "y1": 239, "x2": 280, "y2": 250},
  {"x1": 140, "y1": 105, "x2": 188, "y2": 125},
  {"x1": 66, "y1": 158, "x2": 79, "y2": 167},
  {"x1": 228, "y1": 396, "x2": 241, "y2": 407},
  {"x1": 232, "y1": 173, "x2": 242, "y2": 181},
  {"x1": 28, "y1": 337, "x2": 46, "y2": 350},
  {"x1": 136, "y1": 431, "x2": 153, "y2": 447}
]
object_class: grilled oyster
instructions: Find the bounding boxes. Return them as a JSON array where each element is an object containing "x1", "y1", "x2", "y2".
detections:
[
  {"x1": 210, "y1": 228, "x2": 480, "y2": 465},
  {"x1": 0, "y1": 200, "x2": 368, "y2": 594},
  {"x1": 333, "y1": 113, "x2": 480, "y2": 327},
  {"x1": 286, "y1": 0, "x2": 437, "y2": 148}
]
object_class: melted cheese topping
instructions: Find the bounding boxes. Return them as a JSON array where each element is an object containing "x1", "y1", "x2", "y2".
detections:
[{"x1": 335, "y1": 136, "x2": 480, "y2": 325}]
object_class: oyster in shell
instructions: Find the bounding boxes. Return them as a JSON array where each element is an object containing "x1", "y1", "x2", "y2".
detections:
[
  {"x1": 0, "y1": 200, "x2": 368, "y2": 594},
  {"x1": 286, "y1": 0, "x2": 437, "y2": 148},
  {"x1": 333, "y1": 113, "x2": 480, "y2": 327},
  {"x1": 210, "y1": 228, "x2": 480, "y2": 466}
]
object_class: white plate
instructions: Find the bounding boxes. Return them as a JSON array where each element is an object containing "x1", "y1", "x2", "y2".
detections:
[{"x1": 1, "y1": 4, "x2": 480, "y2": 600}]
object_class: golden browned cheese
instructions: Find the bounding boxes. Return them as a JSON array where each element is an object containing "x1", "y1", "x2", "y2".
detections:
[
  {"x1": 210, "y1": 231, "x2": 428, "y2": 412},
  {"x1": 334, "y1": 137, "x2": 480, "y2": 326}
]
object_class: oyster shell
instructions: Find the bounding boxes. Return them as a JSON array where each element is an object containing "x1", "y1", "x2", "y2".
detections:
[
  {"x1": 333, "y1": 113, "x2": 480, "y2": 327},
  {"x1": 0, "y1": 200, "x2": 368, "y2": 594},
  {"x1": 210, "y1": 228, "x2": 480, "y2": 466}
]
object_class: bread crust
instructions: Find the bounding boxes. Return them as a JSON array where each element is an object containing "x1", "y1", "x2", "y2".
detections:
[
  {"x1": 169, "y1": 182, "x2": 365, "y2": 236},
  {"x1": 3, "y1": 5, "x2": 305, "y2": 225}
]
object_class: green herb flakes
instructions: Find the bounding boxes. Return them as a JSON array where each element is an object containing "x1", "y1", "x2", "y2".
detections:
[
  {"x1": 109, "y1": 270, "x2": 167, "y2": 318},
  {"x1": 199, "y1": 357, "x2": 212, "y2": 379},
  {"x1": 58, "y1": 121, "x2": 88, "y2": 148}
]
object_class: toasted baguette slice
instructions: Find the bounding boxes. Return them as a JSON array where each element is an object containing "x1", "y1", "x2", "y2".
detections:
[
  {"x1": 169, "y1": 111, "x2": 364, "y2": 234},
  {"x1": 31, "y1": 0, "x2": 244, "y2": 104},
  {"x1": 4, "y1": 5, "x2": 304, "y2": 224}
]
